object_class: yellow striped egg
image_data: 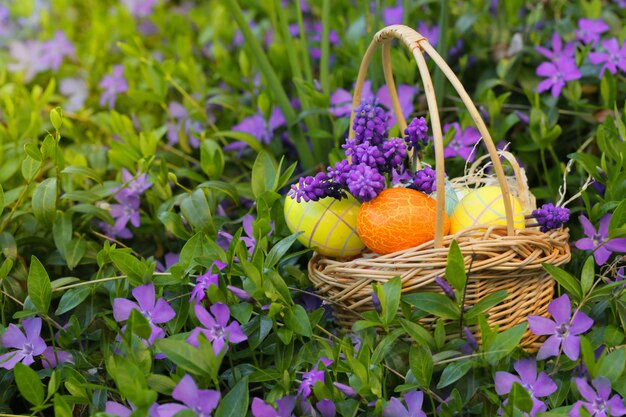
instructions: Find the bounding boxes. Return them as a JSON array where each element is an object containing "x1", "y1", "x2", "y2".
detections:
[
  {"x1": 284, "y1": 195, "x2": 365, "y2": 258},
  {"x1": 450, "y1": 186, "x2": 526, "y2": 233}
]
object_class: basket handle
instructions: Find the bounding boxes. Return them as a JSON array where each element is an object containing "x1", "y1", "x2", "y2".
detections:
[{"x1": 348, "y1": 25, "x2": 515, "y2": 248}]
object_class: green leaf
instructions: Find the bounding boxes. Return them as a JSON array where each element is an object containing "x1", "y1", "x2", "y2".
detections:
[
  {"x1": 403, "y1": 293, "x2": 460, "y2": 320},
  {"x1": 596, "y1": 347, "x2": 626, "y2": 383},
  {"x1": 28, "y1": 255, "x2": 52, "y2": 314},
  {"x1": 155, "y1": 339, "x2": 212, "y2": 377},
  {"x1": 109, "y1": 251, "x2": 147, "y2": 286},
  {"x1": 0, "y1": 184, "x2": 4, "y2": 216},
  {"x1": 180, "y1": 189, "x2": 214, "y2": 234},
  {"x1": 159, "y1": 211, "x2": 193, "y2": 240},
  {"x1": 284, "y1": 304, "x2": 312, "y2": 337},
  {"x1": 542, "y1": 263, "x2": 582, "y2": 301},
  {"x1": 53, "y1": 395, "x2": 73, "y2": 417},
  {"x1": 266, "y1": 269, "x2": 293, "y2": 305},
  {"x1": 48, "y1": 370, "x2": 61, "y2": 398},
  {"x1": 464, "y1": 290, "x2": 509, "y2": 319},
  {"x1": 251, "y1": 151, "x2": 277, "y2": 199},
  {"x1": 211, "y1": 130, "x2": 262, "y2": 152},
  {"x1": 399, "y1": 319, "x2": 435, "y2": 349},
  {"x1": 410, "y1": 345, "x2": 433, "y2": 388},
  {"x1": 580, "y1": 256, "x2": 595, "y2": 297},
  {"x1": 382, "y1": 276, "x2": 402, "y2": 325},
  {"x1": 486, "y1": 323, "x2": 527, "y2": 365},
  {"x1": 53, "y1": 213, "x2": 73, "y2": 259},
  {"x1": 198, "y1": 180, "x2": 239, "y2": 203},
  {"x1": 14, "y1": 362, "x2": 45, "y2": 406},
  {"x1": 61, "y1": 166, "x2": 102, "y2": 183},
  {"x1": 371, "y1": 328, "x2": 404, "y2": 365},
  {"x1": 65, "y1": 238, "x2": 87, "y2": 270},
  {"x1": 437, "y1": 360, "x2": 472, "y2": 389},
  {"x1": 445, "y1": 240, "x2": 467, "y2": 293},
  {"x1": 200, "y1": 139, "x2": 225, "y2": 180},
  {"x1": 32, "y1": 177, "x2": 57, "y2": 226},
  {"x1": 265, "y1": 233, "x2": 300, "y2": 269},
  {"x1": 55, "y1": 287, "x2": 91, "y2": 315},
  {"x1": 610, "y1": 199, "x2": 626, "y2": 232},
  {"x1": 215, "y1": 378, "x2": 249, "y2": 417},
  {"x1": 507, "y1": 382, "x2": 533, "y2": 414},
  {"x1": 22, "y1": 156, "x2": 42, "y2": 181}
]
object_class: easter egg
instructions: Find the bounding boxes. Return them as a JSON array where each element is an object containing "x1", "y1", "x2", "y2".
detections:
[
  {"x1": 357, "y1": 188, "x2": 450, "y2": 255},
  {"x1": 284, "y1": 195, "x2": 365, "y2": 258},
  {"x1": 450, "y1": 186, "x2": 526, "y2": 234}
]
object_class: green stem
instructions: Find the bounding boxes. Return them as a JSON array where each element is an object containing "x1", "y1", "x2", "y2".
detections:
[
  {"x1": 433, "y1": 0, "x2": 449, "y2": 109},
  {"x1": 320, "y1": 0, "x2": 331, "y2": 95},
  {"x1": 296, "y1": 0, "x2": 313, "y2": 83}
]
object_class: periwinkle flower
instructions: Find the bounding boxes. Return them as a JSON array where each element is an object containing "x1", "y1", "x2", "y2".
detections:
[
  {"x1": 576, "y1": 18, "x2": 609, "y2": 45},
  {"x1": 383, "y1": 6, "x2": 404, "y2": 25},
  {"x1": 416, "y1": 22, "x2": 439, "y2": 47},
  {"x1": 383, "y1": 391, "x2": 427, "y2": 417},
  {"x1": 536, "y1": 32, "x2": 576, "y2": 62},
  {"x1": 352, "y1": 97, "x2": 389, "y2": 145},
  {"x1": 60, "y1": 78, "x2": 88, "y2": 113},
  {"x1": 536, "y1": 57, "x2": 581, "y2": 98},
  {"x1": 435, "y1": 276, "x2": 455, "y2": 300},
  {"x1": 106, "y1": 401, "x2": 161, "y2": 417},
  {"x1": 495, "y1": 358, "x2": 557, "y2": 416},
  {"x1": 371, "y1": 291, "x2": 382, "y2": 313},
  {"x1": 568, "y1": 377, "x2": 626, "y2": 417},
  {"x1": 443, "y1": 122, "x2": 480, "y2": 161},
  {"x1": 7, "y1": 40, "x2": 46, "y2": 82},
  {"x1": 404, "y1": 117, "x2": 429, "y2": 151},
  {"x1": 461, "y1": 327, "x2": 479, "y2": 354},
  {"x1": 190, "y1": 260, "x2": 227, "y2": 304},
  {"x1": 251, "y1": 396, "x2": 296, "y2": 417},
  {"x1": 0, "y1": 318, "x2": 47, "y2": 369},
  {"x1": 166, "y1": 101, "x2": 203, "y2": 148},
  {"x1": 589, "y1": 38, "x2": 626, "y2": 78},
  {"x1": 41, "y1": 346, "x2": 73, "y2": 369},
  {"x1": 99, "y1": 65, "x2": 128, "y2": 109},
  {"x1": 408, "y1": 167, "x2": 436, "y2": 195},
  {"x1": 157, "y1": 374, "x2": 220, "y2": 417},
  {"x1": 532, "y1": 203, "x2": 570, "y2": 232},
  {"x1": 227, "y1": 285, "x2": 252, "y2": 302},
  {"x1": 346, "y1": 163, "x2": 385, "y2": 202},
  {"x1": 40, "y1": 31, "x2": 75, "y2": 71},
  {"x1": 298, "y1": 357, "x2": 333, "y2": 399},
  {"x1": 113, "y1": 283, "x2": 176, "y2": 345},
  {"x1": 575, "y1": 214, "x2": 626, "y2": 265},
  {"x1": 187, "y1": 303, "x2": 247, "y2": 355},
  {"x1": 333, "y1": 382, "x2": 358, "y2": 398},
  {"x1": 121, "y1": 0, "x2": 158, "y2": 17},
  {"x1": 227, "y1": 108, "x2": 285, "y2": 151},
  {"x1": 528, "y1": 294, "x2": 593, "y2": 361},
  {"x1": 300, "y1": 399, "x2": 336, "y2": 417}
]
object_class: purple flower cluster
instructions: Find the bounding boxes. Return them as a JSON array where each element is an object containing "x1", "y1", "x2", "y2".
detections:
[
  {"x1": 288, "y1": 172, "x2": 347, "y2": 203},
  {"x1": 408, "y1": 166, "x2": 436, "y2": 195},
  {"x1": 532, "y1": 203, "x2": 570, "y2": 232},
  {"x1": 352, "y1": 97, "x2": 389, "y2": 145},
  {"x1": 346, "y1": 164, "x2": 386, "y2": 202},
  {"x1": 100, "y1": 169, "x2": 152, "y2": 239},
  {"x1": 7, "y1": 31, "x2": 75, "y2": 82},
  {"x1": 404, "y1": 117, "x2": 429, "y2": 151}
]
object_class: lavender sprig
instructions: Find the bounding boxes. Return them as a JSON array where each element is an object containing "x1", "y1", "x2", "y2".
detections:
[
  {"x1": 352, "y1": 97, "x2": 389, "y2": 145},
  {"x1": 404, "y1": 117, "x2": 429, "y2": 151}
]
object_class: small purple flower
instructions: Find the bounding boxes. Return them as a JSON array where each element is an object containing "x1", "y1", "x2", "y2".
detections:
[
  {"x1": 346, "y1": 163, "x2": 385, "y2": 202},
  {"x1": 532, "y1": 203, "x2": 570, "y2": 232},
  {"x1": 40, "y1": 31, "x2": 75, "y2": 71},
  {"x1": 495, "y1": 358, "x2": 558, "y2": 416},
  {"x1": 435, "y1": 276, "x2": 455, "y2": 300},
  {"x1": 251, "y1": 396, "x2": 296, "y2": 417},
  {"x1": 298, "y1": 357, "x2": 333, "y2": 399},
  {"x1": 0, "y1": 318, "x2": 47, "y2": 369},
  {"x1": 327, "y1": 159, "x2": 352, "y2": 186},
  {"x1": 288, "y1": 172, "x2": 346, "y2": 203},
  {"x1": 528, "y1": 294, "x2": 593, "y2": 361},
  {"x1": 227, "y1": 285, "x2": 252, "y2": 302},
  {"x1": 383, "y1": 6, "x2": 404, "y2": 26},
  {"x1": 166, "y1": 101, "x2": 203, "y2": 148},
  {"x1": 190, "y1": 260, "x2": 228, "y2": 304},
  {"x1": 301, "y1": 399, "x2": 336, "y2": 417},
  {"x1": 408, "y1": 167, "x2": 436, "y2": 195},
  {"x1": 228, "y1": 108, "x2": 285, "y2": 151},
  {"x1": 536, "y1": 32, "x2": 576, "y2": 62},
  {"x1": 382, "y1": 138, "x2": 407, "y2": 172},
  {"x1": 344, "y1": 140, "x2": 386, "y2": 170},
  {"x1": 443, "y1": 122, "x2": 480, "y2": 161},
  {"x1": 404, "y1": 117, "x2": 429, "y2": 151},
  {"x1": 41, "y1": 347, "x2": 73, "y2": 369},
  {"x1": 568, "y1": 377, "x2": 626, "y2": 417},
  {"x1": 383, "y1": 391, "x2": 427, "y2": 417},
  {"x1": 461, "y1": 327, "x2": 479, "y2": 354},
  {"x1": 372, "y1": 290, "x2": 382, "y2": 313},
  {"x1": 576, "y1": 18, "x2": 609, "y2": 45},
  {"x1": 99, "y1": 65, "x2": 128, "y2": 109},
  {"x1": 7, "y1": 40, "x2": 46, "y2": 82},
  {"x1": 416, "y1": 22, "x2": 439, "y2": 47},
  {"x1": 589, "y1": 38, "x2": 626, "y2": 78},
  {"x1": 121, "y1": 0, "x2": 158, "y2": 18},
  {"x1": 352, "y1": 97, "x2": 389, "y2": 145},
  {"x1": 157, "y1": 374, "x2": 220, "y2": 417},
  {"x1": 60, "y1": 78, "x2": 88, "y2": 113},
  {"x1": 113, "y1": 283, "x2": 176, "y2": 345},
  {"x1": 105, "y1": 401, "x2": 161, "y2": 417},
  {"x1": 575, "y1": 214, "x2": 626, "y2": 265},
  {"x1": 536, "y1": 57, "x2": 582, "y2": 98},
  {"x1": 187, "y1": 303, "x2": 247, "y2": 355},
  {"x1": 334, "y1": 382, "x2": 358, "y2": 398}
]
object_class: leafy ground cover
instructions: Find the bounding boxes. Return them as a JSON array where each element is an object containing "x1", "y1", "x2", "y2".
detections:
[{"x1": 1, "y1": 0, "x2": 626, "y2": 416}]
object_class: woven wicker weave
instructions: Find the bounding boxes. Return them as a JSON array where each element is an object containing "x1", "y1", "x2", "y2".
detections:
[{"x1": 307, "y1": 25, "x2": 571, "y2": 352}]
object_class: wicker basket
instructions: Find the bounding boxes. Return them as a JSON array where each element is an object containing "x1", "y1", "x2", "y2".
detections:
[{"x1": 307, "y1": 25, "x2": 571, "y2": 352}]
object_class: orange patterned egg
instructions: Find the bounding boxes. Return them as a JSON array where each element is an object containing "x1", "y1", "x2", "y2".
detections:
[{"x1": 357, "y1": 188, "x2": 449, "y2": 255}]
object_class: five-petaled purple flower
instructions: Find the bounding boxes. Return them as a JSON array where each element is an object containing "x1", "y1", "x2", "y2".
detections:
[
  {"x1": 536, "y1": 56, "x2": 581, "y2": 98},
  {"x1": 536, "y1": 32, "x2": 576, "y2": 62},
  {"x1": 113, "y1": 283, "x2": 176, "y2": 345},
  {"x1": 576, "y1": 18, "x2": 609, "y2": 45},
  {"x1": 495, "y1": 358, "x2": 558, "y2": 416},
  {"x1": 102, "y1": 169, "x2": 152, "y2": 239},
  {"x1": 190, "y1": 260, "x2": 227, "y2": 304},
  {"x1": 589, "y1": 38, "x2": 626, "y2": 78},
  {"x1": 166, "y1": 101, "x2": 203, "y2": 148},
  {"x1": 227, "y1": 108, "x2": 285, "y2": 152},
  {"x1": 301, "y1": 399, "x2": 336, "y2": 417},
  {"x1": 157, "y1": 374, "x2": 220, "y2": 417},
  {"x1": 106, "y1": 401, "x2": 161, "y2": 417},
  {"x1": 0, "y1": 318, "x2": 47, "y2": 369},
  {"x1": 40, "y1": 31, "x2": 75, "y2": 71},
  {"x1": 443, "y1": 122, "x2": 480, "y2": 161},
  {"x1": 99, "y1": 65, "x2": 129, "y2": 109},
  {"x1": 575, "y1": 214, "x2": 626, "y2": 265},
  {"x1": 298, "y1": 357, "x2": 333, "y2": 399},
  {"x1": 528, "y1": 294, "x2": 593, "y2": 361},
  {"x1": 187, "y1": 303, "x2": 247, "y2": 355},
  {"x1": 568, "y1": 377, "x2": 626, "y2": 417},
  {"x1": 383, "y1": 391, "x2": 427, "y2": 417},
  {"x1": 251, "y1": 396, "x2": 296, "y2": 417}
]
